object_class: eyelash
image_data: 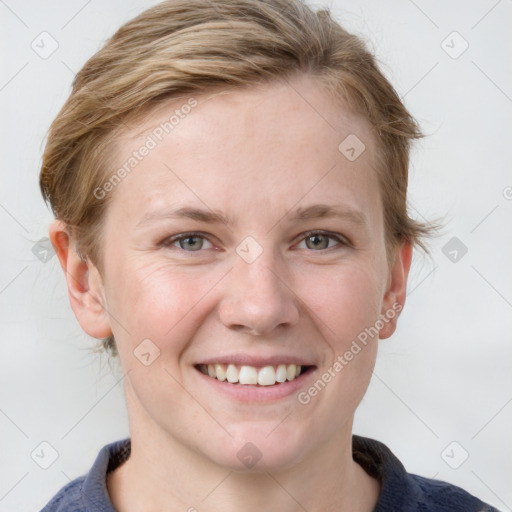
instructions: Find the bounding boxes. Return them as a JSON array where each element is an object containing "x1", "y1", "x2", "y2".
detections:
[
  {"x1": 298, "y1": 230, "x2": 348, "y2": 249},
  {"x1": 161, "y1": 230, "x2": 349, "y2": 252}
]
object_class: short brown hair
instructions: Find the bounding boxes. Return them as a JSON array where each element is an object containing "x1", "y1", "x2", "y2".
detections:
[{"x1": 40, "y1": 0, "x2": 440, "y2": 357}]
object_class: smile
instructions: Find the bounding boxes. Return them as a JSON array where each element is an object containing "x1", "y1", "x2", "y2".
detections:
[{"x1": 196, "y1": 363, "x2": 310, "y2": 386}]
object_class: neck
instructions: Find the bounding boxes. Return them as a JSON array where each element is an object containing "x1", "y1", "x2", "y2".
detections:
[{"x1": 107, "y1": 385, "x2": 380, "y2": 512}]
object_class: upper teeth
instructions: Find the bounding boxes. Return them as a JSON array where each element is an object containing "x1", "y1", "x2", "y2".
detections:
[{"x1": 199, "y1": 363, "x2": 302, "y2": 386}]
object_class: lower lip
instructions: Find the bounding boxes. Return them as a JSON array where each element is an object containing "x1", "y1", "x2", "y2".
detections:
[{"x1": 194, "y1": 367, "x2": 316, "y2": 402}]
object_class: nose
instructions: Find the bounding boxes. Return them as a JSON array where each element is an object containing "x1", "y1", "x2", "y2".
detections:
[{"x1": 218, "y1": 253, "x2": 300, "y2": 336}]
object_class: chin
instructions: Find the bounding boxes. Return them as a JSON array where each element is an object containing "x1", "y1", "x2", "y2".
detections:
[{"x1": 200, "y1": 424, "x2": 311, "y2": 472}]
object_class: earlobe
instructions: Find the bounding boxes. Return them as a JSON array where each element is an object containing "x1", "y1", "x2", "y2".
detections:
[
  {"x1": 49, "y1": 220, "x2": 112, "y2": 339},
  {"x1": 379, "y1": 242, "x2": 412, "y2": 340}
]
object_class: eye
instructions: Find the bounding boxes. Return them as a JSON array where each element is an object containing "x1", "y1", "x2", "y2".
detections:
[
  {"x1": 296, "y1": 231, "x2": 346, "y2": 251},
  {"x1": 163, "y1": 233, "x2": 213, "y2": 251}
]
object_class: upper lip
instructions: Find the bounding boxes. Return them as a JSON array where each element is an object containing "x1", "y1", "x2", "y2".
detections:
[{"x1": 197, "y1": 354, "x2": 316, "y2": 367}]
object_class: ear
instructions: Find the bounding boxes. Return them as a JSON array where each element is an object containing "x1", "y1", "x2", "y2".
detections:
[
  {"x1": 49, "y1": 219, "x2": 112, "y2": 339},
  {"x1": 379, "y1": 242, "x2": 412, "y2": 339}
]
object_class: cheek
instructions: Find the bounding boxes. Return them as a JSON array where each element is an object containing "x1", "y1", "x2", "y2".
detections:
[
  {"x1": 302, "y1": 263, "x2": 384, "y2": 348},
  {"x1": 105, "y1": 258, "x2": 222, "y2": 354},
  {"x1": 292, "y1": 266, "x2": 382, "y2": 435}
]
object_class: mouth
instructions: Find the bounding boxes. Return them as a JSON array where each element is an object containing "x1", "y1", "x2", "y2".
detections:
[{"x1": 195, "y1": 363, "x2": 314, "y2": 386}]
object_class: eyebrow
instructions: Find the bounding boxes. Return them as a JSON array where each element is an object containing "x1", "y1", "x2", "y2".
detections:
[
  {"x1": 136, "y1": 204, "x2": 368, "y2": 229},
  {"x1": 137, "y1": 206, "x2": 233, "y2": 228},
  {"x1": 291, "y1": 204, "x2": 368, "y2": 227}
]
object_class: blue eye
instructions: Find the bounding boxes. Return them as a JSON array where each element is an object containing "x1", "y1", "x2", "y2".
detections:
[
  {"x1": 162, "y1": 231, "x2": 347, "y2": 253},
  {"x1": 297, "y1": 231, "x2": 345, "y2": 251},
  {"x1": 165, "y1": 233, "x2": 213, "y2": 251}
]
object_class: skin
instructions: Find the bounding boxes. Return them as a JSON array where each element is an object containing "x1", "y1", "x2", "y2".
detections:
[{"x1": 50, "y1": 73, "x2": 412, "y2": 512}]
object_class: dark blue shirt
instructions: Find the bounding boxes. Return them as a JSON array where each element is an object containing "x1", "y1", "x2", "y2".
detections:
[{"x1": 40, "y1": 435, "x2": 500, "y2": 511}]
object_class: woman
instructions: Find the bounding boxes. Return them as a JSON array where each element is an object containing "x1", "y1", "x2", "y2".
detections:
[{"x1": 39, "y1": 0, "x2": 499, "y2": 510}]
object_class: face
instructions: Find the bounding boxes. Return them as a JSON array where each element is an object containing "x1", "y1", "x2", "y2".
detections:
[{"x1": 71, "y1": 74, "x2": 409, "y2": 471}]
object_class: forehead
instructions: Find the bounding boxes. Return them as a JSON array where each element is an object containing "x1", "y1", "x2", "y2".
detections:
[{"x1": 107, "y1": 75, "x2": 381, "y2": 230}]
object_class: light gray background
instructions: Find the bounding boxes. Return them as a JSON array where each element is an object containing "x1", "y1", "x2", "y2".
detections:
[{"x1": 1, "y1": 0, "x2": 511, "y2": 510}]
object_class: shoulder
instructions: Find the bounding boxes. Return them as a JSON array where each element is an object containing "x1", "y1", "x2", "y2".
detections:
[
  {"x1": 39, "y1": 438, "x2": 130, "y2": 512},
  {"x1": 39, "y1": 476, "x2": 86, "y2": 512},
  {"x1": 352, "y1": 435, "x2": 500, "y2": 512},
  {"x1": 406, "y1": 473, "x2": 500, "y2": 512}
]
